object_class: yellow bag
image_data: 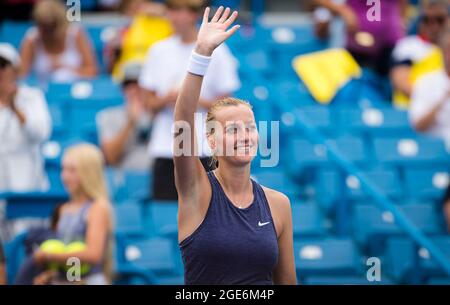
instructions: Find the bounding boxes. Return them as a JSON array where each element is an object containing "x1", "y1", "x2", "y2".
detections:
[
  {"x1": 393, "y1": 46, "x2": 443, "y2": 109},
  {"x1": 292, "y1": 48, "x2": 362, "y2": 104},
  {"x1": 113, "y1": 15, "x2": 173, "y2": 80}
]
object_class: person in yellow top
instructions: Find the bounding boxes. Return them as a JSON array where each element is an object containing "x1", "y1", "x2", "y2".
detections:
[
  {"x1": 106, "y1": 0, "x2": 173, "y2": 80},
  {"x1": 390, "y1": 0, "x2": 448, "y2": 109}
]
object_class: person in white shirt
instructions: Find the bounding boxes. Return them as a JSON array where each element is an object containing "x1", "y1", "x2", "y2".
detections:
[
  {"x1": 139, "y1": 0, "x2": 240, "y2": 200},
  {"x1": 390, "y1": 0, "x2": 448, "y2": 107},
  {"x1": 0, "y1": 43, "x2": 51, "y2": 192},
  {"x1": 410, "y1": 26, "x2": 450, "y2": 231}
]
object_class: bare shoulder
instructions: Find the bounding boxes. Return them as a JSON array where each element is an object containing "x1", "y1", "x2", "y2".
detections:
[
  {"x1": 89, "y1": 199, "x2": 112, "y2": 216},
  {"x1": 59, "y1": 202, "x2": 70, "y2": 213},
  {"x1": 261, "y1": 186, "x2": 292, "y2": 238},
  {"x1": 261, "y1": 186, "x2": 291, "y2": 213}
]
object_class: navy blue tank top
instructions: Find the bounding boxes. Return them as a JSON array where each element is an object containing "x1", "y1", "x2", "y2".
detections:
[{"x1": 179, "y1": 171, "x2": 279, "y2": 285}]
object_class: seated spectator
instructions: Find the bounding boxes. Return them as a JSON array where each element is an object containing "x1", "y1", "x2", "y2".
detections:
[
  {"x1": 17, "y1": 144, "x2": 113, "y2": 285},
  {"x1": 19, "y1": 0, "x2": 98, "y2": 84},
  {"x1": 0, "y1": 43, "x2": 51, "y2": 192},
  {"x1": 391, "y1": 0, "x2": 448, "y2": 108},
  {"x1": 314, "y1": 0, "x2": 406, "y2": 76},
  {"x1": 105, "y1": 0, "x2": 173, "y2": 80},
  {"x1": 139, "y1": 0, "x2": 240, "y2": 201},
  {"x1": 0, "y1": 240, "x2": 5, "y2": 285},
  {"x1": 410, "y1": 27, "x2": 450, "y2": 231},
  {"x1": 97, "y1": 62, "x2": 152, "y2": 171}
]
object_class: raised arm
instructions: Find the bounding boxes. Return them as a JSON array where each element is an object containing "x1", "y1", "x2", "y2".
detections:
[{"x1": 173, "y1": 6, "x2": 239, "y2": 199}]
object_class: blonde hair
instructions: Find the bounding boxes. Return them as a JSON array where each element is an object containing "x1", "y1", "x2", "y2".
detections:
[
  {"x1": 206, "y1": 97, "x2": 254, "y2": 167},
  {"x1": 206, "y1": 97, "x2": 253, "y2": 133},
  {"x1": 63, "y1": 143, "x2": 114, "y2": 283},
  {"x1": 32, "y1": 0, "x2": 68, "y2": 31},
  {"x1": 63, "y1": 143, "x2": 109, "y2": 202}
]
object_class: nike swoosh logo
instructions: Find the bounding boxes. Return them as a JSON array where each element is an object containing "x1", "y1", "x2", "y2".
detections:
[{"x1": 258, "y1": 221, "x2": 270, "y2": 227}]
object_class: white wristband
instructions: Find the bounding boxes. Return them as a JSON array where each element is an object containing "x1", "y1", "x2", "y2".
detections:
[{"x1": 187, "y1": 50, "x2": 212, "y2": 76}]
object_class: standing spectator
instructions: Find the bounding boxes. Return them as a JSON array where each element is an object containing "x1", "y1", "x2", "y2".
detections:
[
  {"x1": 97, "y1": 62, "x2": 152, "y2": 171},
  {"x1": 19, "y1": 0, "x2": 98, "y2": 84},
  {"x1": 410, "y1": 27, "x2": 450, "y2": 231},
  {"x1": 391, "y1": 0, "x2": 448, "y2": 108},
  {"x1": 139, "y1": 0, "x2": 240, "y2": 201},
  {"x1": 0, "y1": 43, "x2": 51, "y2": 192},
  {"x1": 105, "y1": 0, "x2": 173, "y2": 80},
  {"x1": 0, "y1": 240, "x2": 6, "y2": 285},
  {"x1": 314, "y1": 0, "x2": 406, "y2": 76}
]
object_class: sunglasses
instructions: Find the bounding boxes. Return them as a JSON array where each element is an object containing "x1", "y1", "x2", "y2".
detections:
[{"x1": 422, "y1": 15, "x2": 447, "y2": 25}]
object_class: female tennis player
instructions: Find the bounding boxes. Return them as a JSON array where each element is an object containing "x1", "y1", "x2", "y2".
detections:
[{"x1": 174, "y1": 6, "x2": 297, "y2": 285}]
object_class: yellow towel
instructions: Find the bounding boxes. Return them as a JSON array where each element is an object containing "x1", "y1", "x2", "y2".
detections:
[{"x1": 292, "y1": 48, "x2": 362, "y2": 104}]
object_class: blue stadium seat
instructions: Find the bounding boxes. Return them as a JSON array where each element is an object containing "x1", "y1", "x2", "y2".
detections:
[
  {"x1": 404, "y1": 168, "x2": 450, "y2": 202},
  {"x1": 147, "y1": 201, "x2": 178, "y2": 238},
  {"x1": 316, "y1": 169, "x2": 403, "y2": 212},
  {"x1": 287, "y1": 106, "x2": 336, "y2": 137},
  {"x1": 293, "y1": 238, "x2": 362, "y2": 280},
  {"x1": 115, "y1": 236, "x2": 180, "y2": 284},
  {"x1": 288, "y1": 136, "x2": 367, "y2": 179},
  {"x1": 291, "y1": 204, "x2": 327, "y2": 238},
  {"x1": 302, "y1": 275, "x2": 394, "y2": 285},
  {"x1": 419, "y1": 236, "x2": 450, "y2": 279},
  {"x1": 373, "y1": 136, "x2": 450, "y2": 167},
  {"x1": 111, "y1": 170, "x2": 151, "y2": 202},
  {"x1": 338, "y1": 108, "x2": 414, "y2": 138},
  {"x1": 384, "y1": 236, "x2": 450, "y2": 283},
  {"x1": 2, "y1": 191, "x2": 68, "y2": 219},
  {"x1": 267, "y1": 26, "x2": 327, "y2": 76},
  {"x1": 353, "y1": 204, "x2": 443, "y2": 256},
  {"x1": 114, "y1": 201, "x2": 145, "y2": 236},
  {"x1": 235, "y1": 49, "x2": 272, "y2": 79},
  {"x1": 3, "y1": 232, "x2": 27, "y2": 284},
  {"x1": 274, "y1": 79, "x2": 316, "y2": 108},
  {"x1": 427, "y1": 277, "x2": 450, "y2": 285},
  {"x1": 252, "y1": 170, "x2": 299, "y2": 201}
]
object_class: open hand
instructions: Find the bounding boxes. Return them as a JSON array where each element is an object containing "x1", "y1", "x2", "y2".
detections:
[{"x1": 195, "y1": 6, "x2": 240, "y2": 57}]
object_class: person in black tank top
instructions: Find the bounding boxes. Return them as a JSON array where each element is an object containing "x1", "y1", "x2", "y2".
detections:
[{"x1": 172, "y1": 6, "x2": 297, "y2": 285}]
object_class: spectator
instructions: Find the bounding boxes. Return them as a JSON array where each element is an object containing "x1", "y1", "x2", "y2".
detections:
[
  {"x1": 29, "y1": 144, "x2": 113, "y2": 285},
  {"x1": 410, "y1": 27, "x2": 450, "y2": 231},
  {"x1": 391, "y1": 0, "x2": 448, "y2": 108},
  {"x1": 314, "y1": 0, "x2": 406, "y2": 76},
  {"x1": 139, "y1": 0, "x2": 240, "y2": 201},
  {"x1": 0, "y1": 43, "x2": 51, "y2": 192},
  {"x1": 105, "y1": 0, "x2": 173, "y2": 80},
  {"x1": 0, "y1": 240, "x2": 5, "y2": 285},
  {"x1": 410, "y1": 27, "x2": 450, "y2": 144},
  {"x1": 97, "y1": 62, "x2": 152, "y2": 170},
  {"x1": 19, "y1": 0, "x2": 98, "y2": 84}
]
